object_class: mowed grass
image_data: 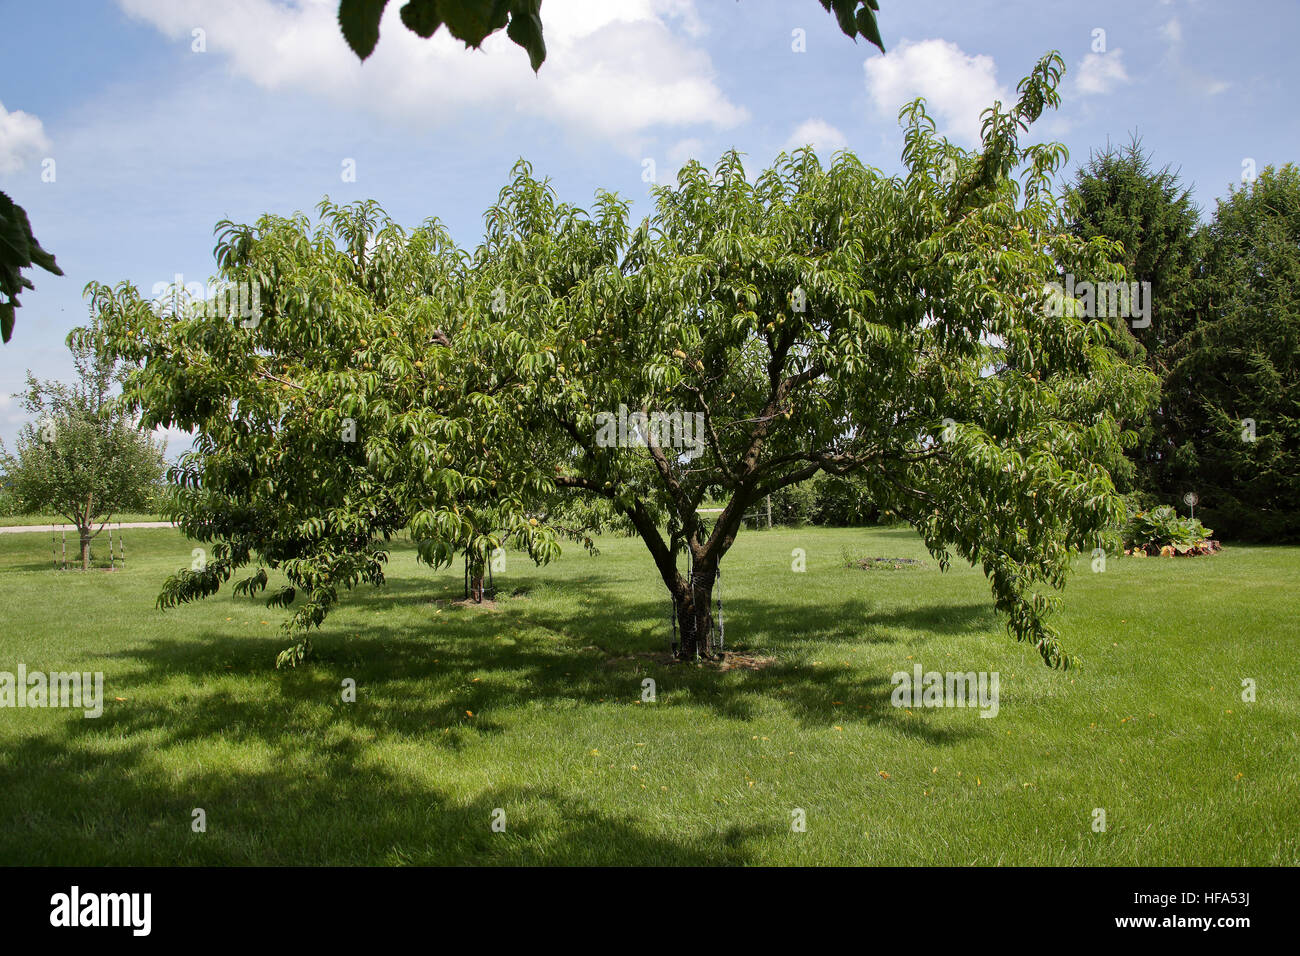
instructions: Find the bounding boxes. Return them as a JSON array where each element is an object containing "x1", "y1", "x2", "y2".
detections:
[
  {"x1": 0, "y1": 523, "x2": 1296, "y2": 866},
  {"x1": 0, "y1": 512, "x2": 165, "y2": 528}
]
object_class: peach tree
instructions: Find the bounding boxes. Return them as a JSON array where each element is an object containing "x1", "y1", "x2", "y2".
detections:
[
  {"x1": 93, "y1": 53, "x2": 1155, "y2": 670},
  {"x1": 88, "y1": 199, "x2": 566, "y2": 665},
  {"x1": 488, "y1": 53, "x2": 1156, "y2": 665}
]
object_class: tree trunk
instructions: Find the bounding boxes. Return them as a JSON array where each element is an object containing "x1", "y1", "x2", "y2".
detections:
[
  {"x1": 466, "y1": 551, "x2": 486, "y2": 603},
  {"x1": 606, "y1": 487, "x2": 738, "y2": 662},
  {"x1": 81, "y1": 493, "x2": 94, "y2": 572},
  {"x1": 674, "y1": 561, "x2": 718, "y2": 660}
]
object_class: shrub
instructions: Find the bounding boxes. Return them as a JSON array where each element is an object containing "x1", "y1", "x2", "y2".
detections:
[
  {"x1": 812, "y1": 474, "x2": 879, "y2": 526},
  {"x1": 766, "y1": 482, "x2": 818, "y2": 526},
  {"x1": 762, "y1": 474, "x2": 882, "y2": 527},
  {"x1": 1123, "y1": 504, "x2": 1218, "y2": 555}
]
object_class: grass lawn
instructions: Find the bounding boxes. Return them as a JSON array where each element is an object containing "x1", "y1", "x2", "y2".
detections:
[
  {"x1": 0, "y1": 523, "x2": 1296, "y2": 865},
  {"x1": 0, "y1": 513, "x2": 166, "y2": 528}
]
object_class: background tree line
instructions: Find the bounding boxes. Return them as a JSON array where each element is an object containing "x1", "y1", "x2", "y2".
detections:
[{"x1": 1062, "y1": 141, "x2": 1297, "y2": 542}]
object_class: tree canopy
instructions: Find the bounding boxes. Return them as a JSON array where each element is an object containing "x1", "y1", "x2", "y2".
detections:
[
  {"x1": 87, "y1": 199, "x2": 576, "y2": 664},
  {"x1": 483, "y1": 52, "x2": 1155, "y2": 665},
  {"x1": 94, "y1": 52, "x2": 1156, "y2": 669}
]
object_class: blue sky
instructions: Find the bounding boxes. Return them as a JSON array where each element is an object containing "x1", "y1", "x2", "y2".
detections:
[{"x1": 1, "y1": 0, "x2": 1296, "y2": 454}]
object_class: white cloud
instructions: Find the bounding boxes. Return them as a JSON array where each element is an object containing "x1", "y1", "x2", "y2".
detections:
[
  {"x1": 1160, "y1": 16, "x2": 1229, "y2": 96},
  {"x1": 0, "y1": 101, "x2": 51, "y2": 175},
  {"x1": 117, "y1": 0, "x2": 746, "y2": 149},
  {"x1": 1075, "y1": 50, "x2": 1130, "y2": 95},
  {"x1": 0, "y1": 393, "x2": 25, "y2": 428},
  {"x1": 862, "y1": 39, "x2": 1007, "y2": 146},
  {"x1": 666, "y1": 137, "x2": 705, "y2": 170},
  {"x1": 783, "y1": 118, "x2": 847, "y2": 156}
]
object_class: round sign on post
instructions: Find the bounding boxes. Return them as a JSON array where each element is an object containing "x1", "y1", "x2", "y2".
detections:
[{"x1": 1184, "y1": 491, "x2": 1198, "y2": 520}]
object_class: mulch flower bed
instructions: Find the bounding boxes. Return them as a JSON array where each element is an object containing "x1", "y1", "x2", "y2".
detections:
[{"x1": 1123, "y1": 540, "x2": 1222, "y2": 557}]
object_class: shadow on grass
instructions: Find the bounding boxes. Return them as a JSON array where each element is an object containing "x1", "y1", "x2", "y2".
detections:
[
  {"x1": 98, "y1": 553, "x2": 999, "y2": 736},
  {"x1": 95, "y1": 551, "x2": 1004, "y2": 736},
  {"x1": 1, "y1": 551, "x2": 997, "y2": 864},
  {"x1": 0, "y1": 724, "x2": 762, "y2": 865}
]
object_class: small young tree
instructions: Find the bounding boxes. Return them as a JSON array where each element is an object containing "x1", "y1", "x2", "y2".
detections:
[{"x1": 2, "y1": 324, "x2": 165, "y2": 569}]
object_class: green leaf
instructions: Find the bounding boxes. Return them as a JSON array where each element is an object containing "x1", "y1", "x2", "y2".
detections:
[
  {"x1": 506, "y1": 0, "x2": 545, "y2": 72},
  {"x1": 829, "y1": 0, "x2": 858, "y2": 38},
  {"x1": 399, "y1": 0, "x2": 441, "y2": 37},
  {"x1": 439, "y1": 0, "x2": 507, "y2": 48},
  {"x1": 854, "y1": 6, "x2": 884, "y2": 52},
  {"x1": 0, "y1": 194, "x2": 33, "y2": 267},
  {"x1": 338, "y1": 0, "x2": 390, "y2": 60},
  {"x1": 1, "y1": 192, "x2": 61, "y2": 343},
  {"x1": 818, "y1": 0, "x2": 885, "y2": 54}
]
